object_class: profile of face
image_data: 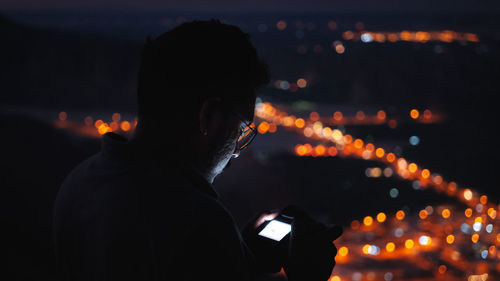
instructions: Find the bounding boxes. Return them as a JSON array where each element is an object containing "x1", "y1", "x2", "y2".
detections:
[{"x1": 200, "y1": 97, "x2": 255, "y2": 183}]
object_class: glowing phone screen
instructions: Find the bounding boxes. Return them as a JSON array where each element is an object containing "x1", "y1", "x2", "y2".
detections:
[{"x1": 258, "y1": 220, "x2": 292, "y2": 241}]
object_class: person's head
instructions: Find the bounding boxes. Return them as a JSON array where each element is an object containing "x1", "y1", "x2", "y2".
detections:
[{"x1": 134, "y1": 19, "x2": 270, "y2": 183}]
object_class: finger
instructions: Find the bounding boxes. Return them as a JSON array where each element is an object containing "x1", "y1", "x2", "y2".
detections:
[{"x1": 254, "y1": 212, "x2": 279, "y2": 228}]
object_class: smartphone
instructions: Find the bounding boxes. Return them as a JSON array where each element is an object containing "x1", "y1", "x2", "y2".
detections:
[{"x1": 257, "y1": 214, "x2": 293, "y2": 242}]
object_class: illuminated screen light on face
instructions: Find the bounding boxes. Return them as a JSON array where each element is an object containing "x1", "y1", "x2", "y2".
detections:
[{"x1": 258, "y1": 220, "x2": 292, "y2": 241}]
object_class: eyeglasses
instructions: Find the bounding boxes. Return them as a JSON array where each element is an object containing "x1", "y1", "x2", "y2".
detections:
[{"x1": 228, "y1": 110, "x2": 257, "y2": 151}]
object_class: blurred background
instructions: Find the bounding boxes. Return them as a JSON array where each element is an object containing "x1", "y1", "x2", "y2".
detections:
[{"x1": 1, "y1": 1, "x2": 500, "y2": 280}]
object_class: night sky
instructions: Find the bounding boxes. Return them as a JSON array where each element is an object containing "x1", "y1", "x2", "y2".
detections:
[{"x1": 1, "y1": 0, "x2": 500, "y2": 13}]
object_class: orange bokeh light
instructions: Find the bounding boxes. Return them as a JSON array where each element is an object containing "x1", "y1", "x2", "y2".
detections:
[
  {"x1": 419, "y1": 210, "x2": 428, "y2": 219},
  {"x1": 309, "y1": 112, "x2": 320, "y2": 121},
  {"x1": 276, "y1": 20, "x2": 287, "y2": 30},
  {"x1": 377, "y1": 110, "x2": 386, "y2": 120},
  {"x1": 58, "y1": 111, "x2": 67, "y2": 121},
  {"x1": 471, "y1": 234, "x2": 479, "y2": 243},
  {"x1": 295, "y1": 118, "x2": 305, "y2": 128},
  {"x1": 297, "y1": 78, "x2": 307, "y2": 88},
  {"x1": 333, "y1": 111, "x2": 343, "y2": 121},
  {"x1": 410, "y1": 109, "x2": 420, "y2": 119},
  {"x1": 386, "y1": 153, "x2": 396, "y2": 163},
  {"x1": 354, "y1": 139, "x2": 364, "y2": 149},
  {"x1": 465, "y1": 208, "x2": 473, "y2": 217},
  {"x1": 120, "y1": 121, "x2": 131, "y2": 131},
  {"x1": 396, "y1": 210, "x2": 405, "y2": 220},
  {"x1": 328, "y1": 147, "x2": 338, "y2": 156}
]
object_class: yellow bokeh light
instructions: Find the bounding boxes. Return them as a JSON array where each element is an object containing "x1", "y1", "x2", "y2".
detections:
[
  {"x1": 322, "y1": 127, "x2": 333, "y2": 137},
  {"x1": 362, "y1": 244, "x2": 370, "y2": 254},
  {"x1": 442, "y1": 209, "x2": 451, "y2": 219},
  {"x1": 408, "y1": 163, "x2": 418, "y2": 173},
  {"x1": 421, "y1": 169, "x2": 431, "y2": 179},
  {"x1": 375, "y1": 148, "x2": 385, "y2": 158},
  {"x1": 332, "y1": 129, "x2": 343, "y2": 141},
  {"x1": 474, "y1": 217, "x2": 482, "y2": 223},
  {"x1": 376, "y1": 212, "x2": 386, "y2": 223},
  {"x1": 405, "y1": 239, "x2": 414, "y2": 249},
  {"x1": 446, "y1": 235, "x2": 455, "y2": 244},
  {"x1": 464, "y1": 189, "x2": 473, "y2": 201},
  {"x1": 329, "y1": 276, "x2": 341, "y2": 281},
  {"x1": 98, "y1": 123, "x2": 110, "y2": 135},
  {"x1": 338, "y1": 247, "x2": 349, "y2": 257},
  {"x1": 363, "y1": 216, "x2": 373, "y2": 226},
  {"x1": 488, "y1": 208, "x2": 497, "y2": 219},
  {"x1": 386, "y1": 242, "x2": 395, "y2": 252}
]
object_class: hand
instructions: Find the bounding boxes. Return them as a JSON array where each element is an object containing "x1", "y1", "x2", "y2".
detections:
[
  {"x1": 281, "y1": 206, "x2": 343, "y2": 281},
  {"x1": 242, "y1": 210, "x2": 284, "y2": 273}
]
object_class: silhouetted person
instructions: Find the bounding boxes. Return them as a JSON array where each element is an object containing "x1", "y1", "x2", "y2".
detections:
[{"x1": 53, "y1": 20, "x2": 342, "y2": 281}]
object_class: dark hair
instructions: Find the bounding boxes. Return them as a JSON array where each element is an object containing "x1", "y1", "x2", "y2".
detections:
[{"x1": 137, "y1": 19, "x2": 270, "y2": 125}]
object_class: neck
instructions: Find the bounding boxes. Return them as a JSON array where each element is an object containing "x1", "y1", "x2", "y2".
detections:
[{"x1": 130, "y1": 122, "x2": 215, "y2": 184}]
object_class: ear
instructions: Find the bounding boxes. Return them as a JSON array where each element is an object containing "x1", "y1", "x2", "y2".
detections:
[{"x1": 199, "y1": 97, "x2": 223, "y2": 136}]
